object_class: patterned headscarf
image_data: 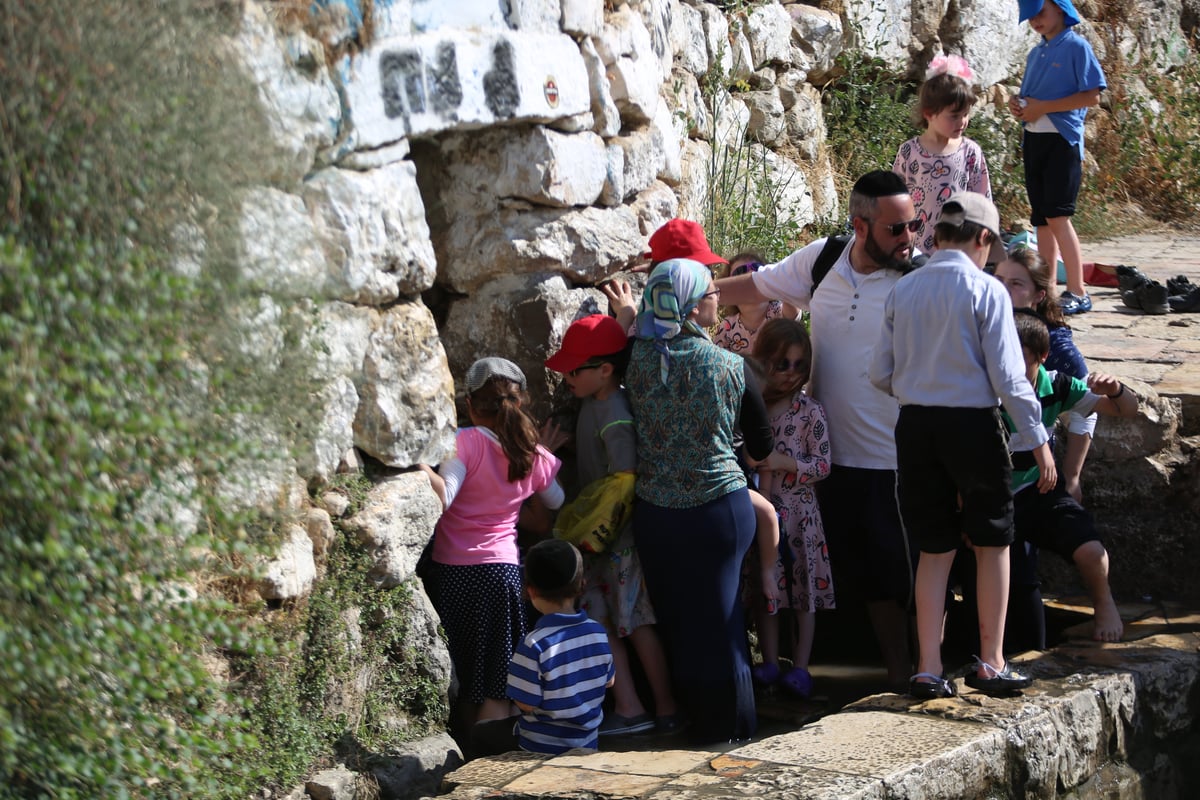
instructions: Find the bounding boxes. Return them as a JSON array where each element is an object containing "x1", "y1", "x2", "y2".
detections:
[{"x1": 634, "y1": 257, "x2": 713, "y2": 383}]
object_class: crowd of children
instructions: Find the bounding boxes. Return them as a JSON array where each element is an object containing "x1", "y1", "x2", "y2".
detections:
[{"x1": 416, "y1": 0, "x2": 1125, "y2": 758}]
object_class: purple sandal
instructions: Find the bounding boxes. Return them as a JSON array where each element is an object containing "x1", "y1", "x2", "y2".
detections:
[
  {"x1": 780, "y1": 666, "x2": 813, "y2": 698},
  {"x1": 751, "y1": 662, "x2": 781, "y2": 686}
]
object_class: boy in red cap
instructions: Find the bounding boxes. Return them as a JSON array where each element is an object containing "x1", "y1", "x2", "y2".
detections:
[{"x1": 544, "y1": 314, "x2": 679, "y2": 735}]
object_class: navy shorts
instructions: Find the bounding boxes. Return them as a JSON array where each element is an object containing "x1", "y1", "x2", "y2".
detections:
[
  {"x1": 1023, "y1": 131, "x2": 1082, "y2": 225},
  {"x1": 896, "y1": 406, "x2": 1014, "y2": 554},
  {"x1": 818, "y1": 465, "x2": 916, "y2": 607},
  {"x1": 1013, "y1": 477, "x2": 1101, "y2": 571}
]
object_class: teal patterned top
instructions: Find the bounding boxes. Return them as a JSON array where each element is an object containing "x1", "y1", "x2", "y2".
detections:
[{"x1": 625, "y1": 333, "x2": 746, "y2": 508}]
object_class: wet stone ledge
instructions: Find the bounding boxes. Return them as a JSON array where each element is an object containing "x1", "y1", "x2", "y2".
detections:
[{"x1": 428, "y1": 626, "x2": 1200, "y2": 800}]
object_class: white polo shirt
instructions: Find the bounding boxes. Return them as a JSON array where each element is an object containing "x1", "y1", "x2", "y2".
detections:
[{"x1": 753, "y1": 236, "x2": 903, "y2": 470}]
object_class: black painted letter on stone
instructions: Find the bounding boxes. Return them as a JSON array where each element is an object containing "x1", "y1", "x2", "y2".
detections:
[
  {"x1": 483, "y1": 40, "x2": 520, "y2": 119},
  {"x1": 380, "y1": 50, "x2": 425, "y2": 123},
  {"x1": 430, "y1": 42, "x2": 463, "y2": 116}
]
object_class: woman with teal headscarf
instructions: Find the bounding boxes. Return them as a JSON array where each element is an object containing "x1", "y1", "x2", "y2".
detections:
[{"x1": 625, "y1": 256, "x2": 773, "y2": 744}]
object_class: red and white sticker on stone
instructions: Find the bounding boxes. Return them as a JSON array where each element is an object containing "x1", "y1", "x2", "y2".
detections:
[{"x1": 544, "y1": 77, "x2": 559, "y2": 108}]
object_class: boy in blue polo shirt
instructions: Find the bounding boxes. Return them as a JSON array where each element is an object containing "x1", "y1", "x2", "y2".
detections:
[{"x1": 1008, "y1": 0, "x2": 1106, "y2": 316}]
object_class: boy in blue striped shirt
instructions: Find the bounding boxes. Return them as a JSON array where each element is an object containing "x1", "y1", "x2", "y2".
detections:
[{"x1": 508, "y1": 539, "x2": 615, "y2": 754}]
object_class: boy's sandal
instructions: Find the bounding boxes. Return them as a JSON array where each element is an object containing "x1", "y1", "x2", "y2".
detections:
[
  {"x1": 963, "y1": 656, "x2": 1033, "y2": 694},
  {"x1": 908, "y1": 672, "x2": 956, "y2": 700},
  {"x1": 780, "y1": 666, "x2": 813, "y2": 698},
  {"x1": 752, "y1": 662, "x2": 781, "y2": 687}
]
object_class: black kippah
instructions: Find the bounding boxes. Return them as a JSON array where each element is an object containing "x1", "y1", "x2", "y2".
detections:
[{"x1": 525, "y1": 539, "x2": 582, "y2": 595}]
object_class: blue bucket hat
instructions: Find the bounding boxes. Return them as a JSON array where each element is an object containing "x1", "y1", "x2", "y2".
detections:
[{"x1": 1018, "y1": 0, "x2": 1081, "y2": 25}]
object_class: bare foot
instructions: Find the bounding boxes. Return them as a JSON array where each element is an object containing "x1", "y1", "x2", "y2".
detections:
[{"x1": 1092, "y1": 599, "x2": 1124, "y2": 642}]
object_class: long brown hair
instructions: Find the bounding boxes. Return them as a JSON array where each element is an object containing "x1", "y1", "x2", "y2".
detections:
[
  {"x1": 468, "y1": 378, "x2": 540, "y2": 481},
  {"x1": 1007, "y1": 246, "x2": 1066, "y2": 328},
  {"x1": 752, "y1": 318, "x2": 812, "y2": 405}
]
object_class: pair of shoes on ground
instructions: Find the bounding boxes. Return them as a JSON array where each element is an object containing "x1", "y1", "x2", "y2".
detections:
[
  {"x1": 1116, "y1": 265, "x2": 1170, "y2": 314},
  {"x1": 1166, "y1": 274, "x2": 1200, "y2": 312},
  {"x1": 598, "y1": 712, "x2": 654, "y2": 736},
  {"x1": 752, "y1": 662, "x2": 813, "y2": 698},
  {"x1": 963, "y1": 656, "x2": 1033, "y2": 694},
  {"x1": 1059, "y1": 290, "x2": 1093, "y2": 315}
]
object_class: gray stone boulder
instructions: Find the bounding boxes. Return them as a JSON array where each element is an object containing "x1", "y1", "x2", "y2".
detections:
[{"x1": 343, "y1": 472, "x2": 442, "y2": 589}]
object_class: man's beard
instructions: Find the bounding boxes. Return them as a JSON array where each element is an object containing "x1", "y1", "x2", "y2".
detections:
[{"x1": 863, "y1": 228, "x2": 913, "y2": 271}]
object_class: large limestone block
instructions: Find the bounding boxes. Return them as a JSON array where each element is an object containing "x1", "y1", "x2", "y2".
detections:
[
  {"x1": 305, "y1": 301, "x2": 374, "y2": 382},
  {"x1": 629, "y1": 180, "x2": 680, "y2": 239},
  {"x1": 370, "y1": 732, "x2": 463, "y2": 800},
  {"x1": 259, "y1": 523, "x2": 317, "y2": 601},
  {"x1": 354, "y1": 302, "x2": 456, "y2": 468},
  {"x1": 787, "y1": 4, "x2": 844, "y2": 83},
  {"x1": 507, "y1": 0, "x2": 563, "y2": 33},
  {"x1": 672, "y1": 3, "x2": 708, "y2": 76},
  {"x1": 296, "y1": 375, "x2": 359, "y2": 485},
  {"x1": 561, "y1": 0, "x2": 604, "y2": 38},
  {"x1": 677, "y1": 138, "x2": 714, "y2": 222},
  {"x1": 666, "y1": 68, "x2": 710, "y2": 141},
  {"x1": 635, "y1": 0, "x2": 676, "y2": 83},
  {"x1": 410, "y1": 0, "x2": 509, "y2": 32},
  {"x1": 652, "y1": 100, "x2": 684, "y2": 186},
  {"x1": 742, "y1": 88, "x2": 787, "y2": 147},
  {"x1": 697, "y1": 4, "x2": 734, "y2": 80},
  {"x1": 492, "y1": 128, "x2": 609, "y2": 208},
  {"x1": 433, "y1": 201, "x2": 647, "y2": 294},
  {"x1": 343, "y1": 472, "x2": 443, "y2": 588},
  {"x1": 597, "y1": 6, "x2": 662, "y2": 124},
  {"x1": 441, "y1": 274, "x2": 612, "y2": 419},
  {"x1": 343, "y1": 30, "x2": 589, "y2": 147},
  {"x1": 233, "y1": 2, "x2": 341, "y2": 183},
  {"x1": 940, "y1": 0, "x2": 1031, "y2": 89},
  {"x1": 609, "y1": 129, "x2": 666, "y2": 202},
  {"x1": 785, "y1": 83, "x2": 826, "y2": 162},
  {"x1": 237, "y1": 187, "x2": 328, "y2": 298},
  {"x1": 728, "y1": 23, "x2": 755, "y2": 83},
  {"x1": 745, "y1": 2, "x2": 794, "y2": 69},
  {"x1": 302, "y1": 160, "x2": 437, "y2": 305}
]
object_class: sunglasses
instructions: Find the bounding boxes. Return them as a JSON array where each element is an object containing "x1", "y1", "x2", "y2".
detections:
[
  {"x1": 870, "y1": 218, "x2": 922, "y2": 237},
  {"x1": 567, "y1": 361, "x2": 605, "y2": 377},
  {"x1": 771, "y1": 357, "x2": 809, "y2": 374},
  {"x1": 730, "y1": 261, "x2": 763, "y2": 277}
]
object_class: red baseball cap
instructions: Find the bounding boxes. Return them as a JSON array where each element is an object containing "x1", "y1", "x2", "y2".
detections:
[
  {"x1": 644, "y1": 219, "x2": 727, "y2": 265},
  {"x1": 544, "y1": 314, "x2": 629, "y2": 373}
]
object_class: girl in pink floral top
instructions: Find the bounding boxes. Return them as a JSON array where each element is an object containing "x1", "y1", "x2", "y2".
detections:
[
  {"x1": 746, "y1": 318, "x2": 834, "y2": 698},
  {"x1": 892, "y1": 55, "x2": 992, "y2": 257},
  {"x1": 712, "y1": 252, "x2": 799, "y2": 354}
]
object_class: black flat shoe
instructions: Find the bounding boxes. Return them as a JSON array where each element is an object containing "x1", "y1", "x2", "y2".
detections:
[
  {"x1": 908, "y1": 672, "x2": 956, "y2": 699},
  {"x1": 964, "y1": 658, "x2": 1033, "y2": 694}
]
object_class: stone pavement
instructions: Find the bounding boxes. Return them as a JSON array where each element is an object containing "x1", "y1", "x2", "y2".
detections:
[
  {"x1": 1076, "y1": 232, "x2": 1200, "y2": 432},
  {"x1": 428, "y1": 234, "x2": 1200, "y2": 800}
]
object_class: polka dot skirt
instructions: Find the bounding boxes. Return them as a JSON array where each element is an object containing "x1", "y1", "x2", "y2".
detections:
[{"x1": 432, "y1": 562, "x2": 526, "y2": 705}]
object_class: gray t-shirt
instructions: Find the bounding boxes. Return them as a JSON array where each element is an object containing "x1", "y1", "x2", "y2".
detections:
[{"x1": 575, "y1": 391, "x2": 637, "y2": 487}]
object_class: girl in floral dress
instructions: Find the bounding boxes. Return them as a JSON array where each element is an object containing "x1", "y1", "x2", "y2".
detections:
[
  {"x1": 712, "y1": 252, "x2": 800, "y2": 354},
  {"x1": 746, "y1": 318, "x2": 835, "y2": 698},
  {"x1": 892, "y1": 54, "x2": 991, "y2": 258}
]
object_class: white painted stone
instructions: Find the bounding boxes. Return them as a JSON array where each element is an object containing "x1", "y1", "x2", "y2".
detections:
[
  {"x1": 344, "y1": 472, "x2": 443, "y2": 588},
  {"x1": 788, "y1": 4, "x2": 844, "y2": 82},
  {"x1": 302, "y1": 161, "x2": 437, "y2": 305},
  {"x1": 260, "y1": 523, "x2": 317, "y2": 601},
  {"x1": 233, "y1": 2, "x2": 341, "y2": 183},
  {"x1": 372, "y1": 0, "x2": 414, "y2": 40},
  {"x1": 580, "y1": 37, "x2": 622, "y2": 138},
  {"x1": 561, "y1": 0, "x2": 604, "y2": 37},
  {"x1": 493, "y1": 128, "x2": 608, "y2": 207},
  {"x1": 697, "y1": 3, "x2": 733, "y2": 80},
  {"x1": 237, "y1": 188, "x2": 328, "y2": 299},
  {"x1": 410, "y1": 0, "x2": 507, "y2": 32},
  {"x1": 673, "y1": 3, "x2": 708, "y2": 76},
  {"x1": 354, "y1": 302, "x2": 457, "y2": 468},
  {"x1": 508, "y1": 0, "x2": 563, "y2": 33},
  {"x1": 344, "y1": 30, "x2": 589, "y2": 147},
  {"x1": 745, "y1": 2, "x2": 794, "y2": 68},
  {"x1": 296, "y1": 375, "x2": 359, "y2": 485}
]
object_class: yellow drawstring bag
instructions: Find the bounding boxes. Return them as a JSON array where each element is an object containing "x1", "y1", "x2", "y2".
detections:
[{"x1": 552, "y1": 471, "x2": 636, "y2": 554}]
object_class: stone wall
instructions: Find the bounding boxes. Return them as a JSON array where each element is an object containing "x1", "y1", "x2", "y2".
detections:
[{"x1": 221, "y1": 0, "x2": 1195, "y2": 795}]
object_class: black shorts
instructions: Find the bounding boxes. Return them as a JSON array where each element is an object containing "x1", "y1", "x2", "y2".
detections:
[
  {"x1": 895, "y1": 406, "x2": 1014, "y2": 554},
  {"x1": 1014, "y1": 477, "x2": 1101, "y2": 562},
  {"x1": 818, "y1": 465, "x2": 916, "y2": 606},
  {"x1": 1023, "y1": 131, "x2": 1082, "y2": 226}
]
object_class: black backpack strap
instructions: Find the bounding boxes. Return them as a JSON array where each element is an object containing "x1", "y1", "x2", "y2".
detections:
[{"x1": 811, "y1": 234, "x2": 851, "y2": 292}]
